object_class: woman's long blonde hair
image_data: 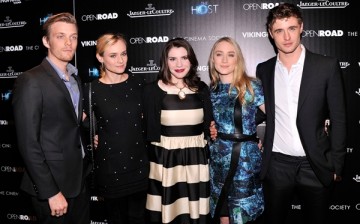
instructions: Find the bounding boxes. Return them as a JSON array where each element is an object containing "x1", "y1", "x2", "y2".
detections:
[{"x1": 208, "y1": 37, "x2": 254, "y2": 104}]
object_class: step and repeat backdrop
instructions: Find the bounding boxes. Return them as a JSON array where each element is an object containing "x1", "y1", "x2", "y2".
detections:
[{"x1": 0, "y1": 0, "x2": 359, "y2": 223}]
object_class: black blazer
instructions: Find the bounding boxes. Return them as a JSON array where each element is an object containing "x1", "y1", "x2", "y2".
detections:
[
  {"x1": 12, "y1": 58, "x2": 85, "y2": 200},
  {"x1": 256, "y1": 49, "x2": 347, "y2": 186}
]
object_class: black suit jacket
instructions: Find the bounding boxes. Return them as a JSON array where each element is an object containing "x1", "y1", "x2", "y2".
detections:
[
  {"x1": 12, "y1": 58, "x2": 85, "y2": 200},
  {"x1": 256, "y1": 49, "x2": 346, "y2": 186}
]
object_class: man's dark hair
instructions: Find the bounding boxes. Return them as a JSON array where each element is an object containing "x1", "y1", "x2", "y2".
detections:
[{"x1": 266, "y1": 3, "x2": 303, "y2": 31}]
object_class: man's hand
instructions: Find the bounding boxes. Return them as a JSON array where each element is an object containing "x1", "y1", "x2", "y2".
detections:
[
  {"x1": 334, "y1": 174, "x2": 342, "y2": 182},
  {"x1": 49, "y1": 192, "x2": 68, "y2": 217}
]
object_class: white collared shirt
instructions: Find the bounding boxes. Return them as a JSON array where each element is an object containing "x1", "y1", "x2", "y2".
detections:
[{"x1": 273, "y1": 44, "x2": 306, "y2": 156}]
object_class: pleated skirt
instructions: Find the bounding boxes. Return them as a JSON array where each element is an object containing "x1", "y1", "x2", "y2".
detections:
[{"x1": 146, "y1": 133, "x2": 210, "y2": 224}]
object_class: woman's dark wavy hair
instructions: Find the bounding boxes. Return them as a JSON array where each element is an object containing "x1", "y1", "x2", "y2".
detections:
[{"x1": 158, "y1": 37, "x2": 200, "y2": 90}]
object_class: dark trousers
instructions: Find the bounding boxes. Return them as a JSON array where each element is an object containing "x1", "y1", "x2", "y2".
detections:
[
  {"x1": 105, "y1": 190, "x2": 147, "y2": 224},
  {"x1": 31, "y1": 185, "x2": 90, "y2": 224},
  {"x1": 263, "y1": 152, "x2": 332, "y2": 224}
]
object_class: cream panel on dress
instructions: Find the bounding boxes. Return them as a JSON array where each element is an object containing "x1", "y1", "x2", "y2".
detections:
[{"x1": 161, "y1": 108, "x2": 204, "y2": 126}]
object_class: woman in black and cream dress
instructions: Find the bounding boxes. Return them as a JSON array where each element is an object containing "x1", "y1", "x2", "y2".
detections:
[{"x1": 143, "y1": 37, "x2": 213, "y2": 224}]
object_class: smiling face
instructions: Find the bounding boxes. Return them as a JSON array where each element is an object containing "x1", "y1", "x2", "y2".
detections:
[
  {"x1": 269, "y1": 16, "x2": 303, "y2": 56},
  {"x1": 97, "y1": 40, "x2": 128, "y2": 75},
  {"x1": 212, "y1": 40, "x2": 237, "y2": 83},
  {"x1": 167, "y1": 46, "x2": 191, "y2": 83}
]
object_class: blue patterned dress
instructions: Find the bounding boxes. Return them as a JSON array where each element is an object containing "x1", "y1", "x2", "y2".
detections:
[{"x1": 209, "y1": 80, "x2": 264, "y2": 223}]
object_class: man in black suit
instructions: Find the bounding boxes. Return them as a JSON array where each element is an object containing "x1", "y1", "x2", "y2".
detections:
[
  {"x1": 256, "y1": 3, "x2": 346, "y2": 224},
  {"x1": 12, "y1": 12, "x2": 90, "y2": 224}
]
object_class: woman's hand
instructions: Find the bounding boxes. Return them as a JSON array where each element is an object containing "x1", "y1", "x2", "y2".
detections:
[{"x1": 82, "y1": 112, "x2": 87, "y2": 121}]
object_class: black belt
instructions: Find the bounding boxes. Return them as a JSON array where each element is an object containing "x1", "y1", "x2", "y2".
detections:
[
  {"x1": 218, "y1": 132, "x2": 258, "y2": 142},
  {"x1": 272, "y1": 152, "x2": 307, "y2": 161}
]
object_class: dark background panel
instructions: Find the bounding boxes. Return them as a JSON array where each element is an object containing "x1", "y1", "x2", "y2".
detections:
[{"x1": 0, "y1": 0, "x2": 359, "y2": 223}]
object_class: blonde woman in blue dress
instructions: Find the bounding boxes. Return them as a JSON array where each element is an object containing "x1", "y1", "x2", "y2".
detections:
[{"x1": 208, "y1": 37, "x2": 265, "y2": 224}]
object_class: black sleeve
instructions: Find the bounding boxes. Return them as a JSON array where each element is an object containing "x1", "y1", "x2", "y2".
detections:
[
  {"x1": 199, "y1": 81, "x2": 214, "y2": 138},
  {"x1": 255, "y1": 108, "x2": 266, "y2": 125}
]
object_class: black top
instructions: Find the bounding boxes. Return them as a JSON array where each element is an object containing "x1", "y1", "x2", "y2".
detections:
[{"x1": 83, "y1": 73, "x2": 149, "y2": 198}]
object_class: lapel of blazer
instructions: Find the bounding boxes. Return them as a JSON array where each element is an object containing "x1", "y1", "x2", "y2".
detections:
[
  {"x1": 72, "y1": 74, "x2": 83, "y2": 124},
  {"x1": 266, "y1": 58, "x2": 277, "y2": 119},
  {"x1": 297, "y1": 49, "x2": 314, "y2": 114},
  {"x1": 41, "y1": 59, "x2": 79, "y2": 122}
]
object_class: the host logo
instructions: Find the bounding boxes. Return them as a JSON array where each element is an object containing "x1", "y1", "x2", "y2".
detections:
[
  {"x1": 243, "y1": 2, "x2": 280, "y2": 10},
  {"x1": 302, "y1": 30, "x2": 343, "y2": 37},
  {"x1": 81, "y1": 13, "x2": 118, "y2": 22},
  {"x1": 40, "y1": 14, "x2": 52, "y2": 25},
  {"x1": 127, "y1": 4, "x2": 174, "y2": 18},
  {"x1": 89, "y1": 67, "x2": 100, "y2": 78},
  {"x1": 191, "y1": 2, "x2": 219, "y2": 15},
  {"x1": 1, "y1": 90, "x2": 12, "y2": 101},
  {"x1": 298, "y1": 0, "x2": 349, "y2": 9},
  {"x1": 129, "y1": 36, "x2": 169, "y2": 44},
  {"x1": 0, "y1": 16, "x2": 26, "y2": 29}
]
